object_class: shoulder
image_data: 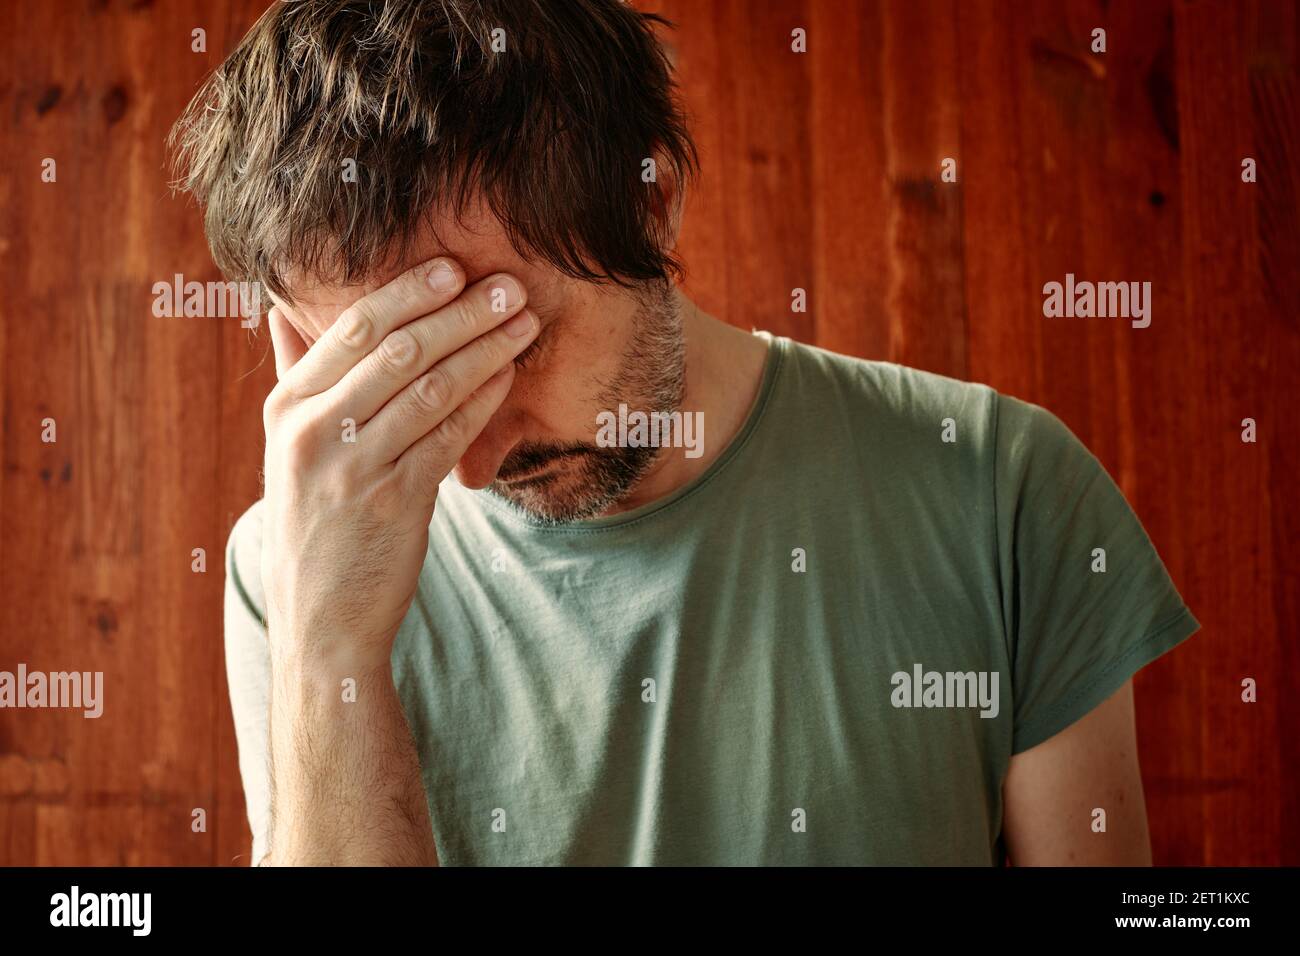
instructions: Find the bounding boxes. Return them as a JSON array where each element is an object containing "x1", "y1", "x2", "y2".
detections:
[
  {"x1": 991, "y1": 393, "x2": 1103, "y2": 495},
  {"x1": 782, "y1": 339, "x2": 1096, "y2": 468},
  {"x1": 781, "y1": 338, "x2": 997, "y2": 433},
  {"x1": 769, "y1": 339, "x2": 1110, "y2": 521},
  {"x1": 994, "y1": 391, "x2": 1087, "y2": 454},
  {"x1": 774, "y1": 338, "x2": 1002, "y2": 476}
]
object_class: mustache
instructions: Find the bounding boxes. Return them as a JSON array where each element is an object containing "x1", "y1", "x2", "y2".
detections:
[{"x1": 495, "y1": 441, "x2": 595, "y2": 480}]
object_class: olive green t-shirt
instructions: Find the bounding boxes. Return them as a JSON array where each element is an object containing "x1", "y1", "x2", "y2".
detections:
[{"x1": 224, "y1": 332, "x2": 1199, "y2": 865}]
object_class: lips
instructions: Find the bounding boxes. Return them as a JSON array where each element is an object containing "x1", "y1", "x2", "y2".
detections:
[
  {"x1": 497, "y1": 448, "x2": 588, "y2": 484},
  {"x1": 500, "y1": 467, "x2": 557, "y2": 487}
]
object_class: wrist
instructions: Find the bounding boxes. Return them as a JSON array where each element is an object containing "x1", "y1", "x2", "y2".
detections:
[{"x1": 267, "y1": 619, "x2": 393, "y2": 680}]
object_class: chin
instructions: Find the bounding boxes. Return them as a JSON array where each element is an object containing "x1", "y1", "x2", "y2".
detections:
[
  {"x1": 482, "y1": 445, "x2": 658, "y2": 525},
  {"x1": 485, "y1": 468, "x2": 617, "y2": 524}
]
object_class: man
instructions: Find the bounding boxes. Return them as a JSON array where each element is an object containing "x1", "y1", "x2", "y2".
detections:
[{"x1": 173, "y1": 0, "x2": 1199, "y2": 865}]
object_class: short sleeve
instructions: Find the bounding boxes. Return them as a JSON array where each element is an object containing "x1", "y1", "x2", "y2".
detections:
[
  {"x1": 993, "y1": 395, "x2": 1200, "y2": 754},
  {"x1": 223, "y1": 500, "x2": 273, "y2": 865}
]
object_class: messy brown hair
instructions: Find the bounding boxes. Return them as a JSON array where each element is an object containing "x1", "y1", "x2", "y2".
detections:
[{"x1": 169, "y1": 0, "x2": 699, "y2": 303}]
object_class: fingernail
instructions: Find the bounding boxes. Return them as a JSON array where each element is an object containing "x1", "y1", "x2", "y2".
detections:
[
  {"x1": 491, "y1": 364, "x2": 513, "y2": 380},
  {"x1": 493, "y1": 277, "x2": 524, "y2": 309},
  {"x1": 503, "y1": 310, "x2": 537, "y2": 338},
  {"x1": 429, "y1": 260, "x2": 458, "y2": 291}
]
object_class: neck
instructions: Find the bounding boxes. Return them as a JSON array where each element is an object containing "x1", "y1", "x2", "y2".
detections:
[{"x1": 599, "y1": 291, "x2": 770, "y2": 515}]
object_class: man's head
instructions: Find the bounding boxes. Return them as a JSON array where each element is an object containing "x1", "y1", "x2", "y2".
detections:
[{"x1": 170, "y1": 0, "x2": 699, "y2": 522}]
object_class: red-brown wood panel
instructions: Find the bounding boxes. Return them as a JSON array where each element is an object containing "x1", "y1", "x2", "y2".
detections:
[{"x1": 0, "y1": 0, "x2": 1295, "y2": 866}]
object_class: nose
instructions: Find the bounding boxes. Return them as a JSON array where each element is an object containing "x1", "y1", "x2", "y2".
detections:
[{"x1": 453, "y1": 411, "x2": 522, "y2": 490}]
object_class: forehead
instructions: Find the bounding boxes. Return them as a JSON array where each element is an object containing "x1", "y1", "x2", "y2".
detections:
[{"x1": 276, "y1": 200, "x2": 565, "y2": 336}]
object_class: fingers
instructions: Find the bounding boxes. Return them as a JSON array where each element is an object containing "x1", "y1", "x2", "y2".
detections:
[
  {"x1": 329, "y1": 272, "x2": 531, "y2": 427},
  {"x1": 267, "y1": 306, "x2": 309, "y2": 380},
  {"x1": 396, "y1": 362, "x2": 517, "y2": 495},
  {"x1": 281, "y1": 257, "x2": 467, "y2": 397},
  {"x1": 361, "y1": 306, "x2": 539, "y2": 463}
]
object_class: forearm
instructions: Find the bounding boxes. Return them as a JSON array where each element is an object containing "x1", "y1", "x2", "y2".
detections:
[
  {"x1": 263, "y1": 640, "x2": 437, "y2": 866},
  {"x1": 245, "y1": 255, "x2": 523, "y2": 866}
]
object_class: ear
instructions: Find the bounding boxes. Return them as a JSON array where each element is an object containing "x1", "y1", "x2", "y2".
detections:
[{"x1": 648, "y1": 143, "x2": 686, "y2": 248}]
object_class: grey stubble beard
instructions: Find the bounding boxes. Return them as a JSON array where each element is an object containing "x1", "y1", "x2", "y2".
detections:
[{"x1": 486, "y1": 280, "x2": 686, "y2": 525}]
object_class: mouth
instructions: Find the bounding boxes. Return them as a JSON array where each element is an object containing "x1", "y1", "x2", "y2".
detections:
[
  {"x1": 499, "y1": 468, "x2": 558, "y2": 488},
  {"x1": 497, "y1": 449, "x2": 587, "y2": 487}
]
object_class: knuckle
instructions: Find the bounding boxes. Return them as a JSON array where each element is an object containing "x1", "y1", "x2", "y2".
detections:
[
  {"x1": 447, "y1": 298, "x2": 482, "y2": 337},
  {"x1": 262, "y1": 384, "x2": 293, "y2": 426},
  {"x1": 378, "y1": 327, "x2": 420, "y2": 371},
  {"x1": 336, "y1": 304, "x2": 376, "y2": 348},
  {"x1": 412, "y1": 365, "x2": 455, "y2": 411},
  {"x1": 435, "y1": 406, "x2": 471, "y2": 449},
  {"x1": 388, "y1": 277, "x2": 425, "y2": 317},
  {"x1": 485, "y1": 329, "x2": 521, "y2": 365},
  {"x1": 281, "y1": 423, "x2": 317, "y2": 471}
]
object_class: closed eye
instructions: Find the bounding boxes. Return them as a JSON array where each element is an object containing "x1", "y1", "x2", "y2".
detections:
[{"x1": 513, "y1": 330, "x2": 547, "y2": 369}]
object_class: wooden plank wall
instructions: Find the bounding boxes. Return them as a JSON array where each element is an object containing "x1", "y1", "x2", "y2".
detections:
[{"x1": 0, "y1": 0, "x2": 1295, "y2": 865}]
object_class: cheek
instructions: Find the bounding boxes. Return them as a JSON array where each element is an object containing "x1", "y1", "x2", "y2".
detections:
[{"x1": 509, "y1": 362, "x2": 608, "y2": 440}]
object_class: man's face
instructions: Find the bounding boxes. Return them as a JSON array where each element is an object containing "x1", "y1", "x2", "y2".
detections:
[{"x1": 272, "y1": 201, "x2": 684, "y2": 523}]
